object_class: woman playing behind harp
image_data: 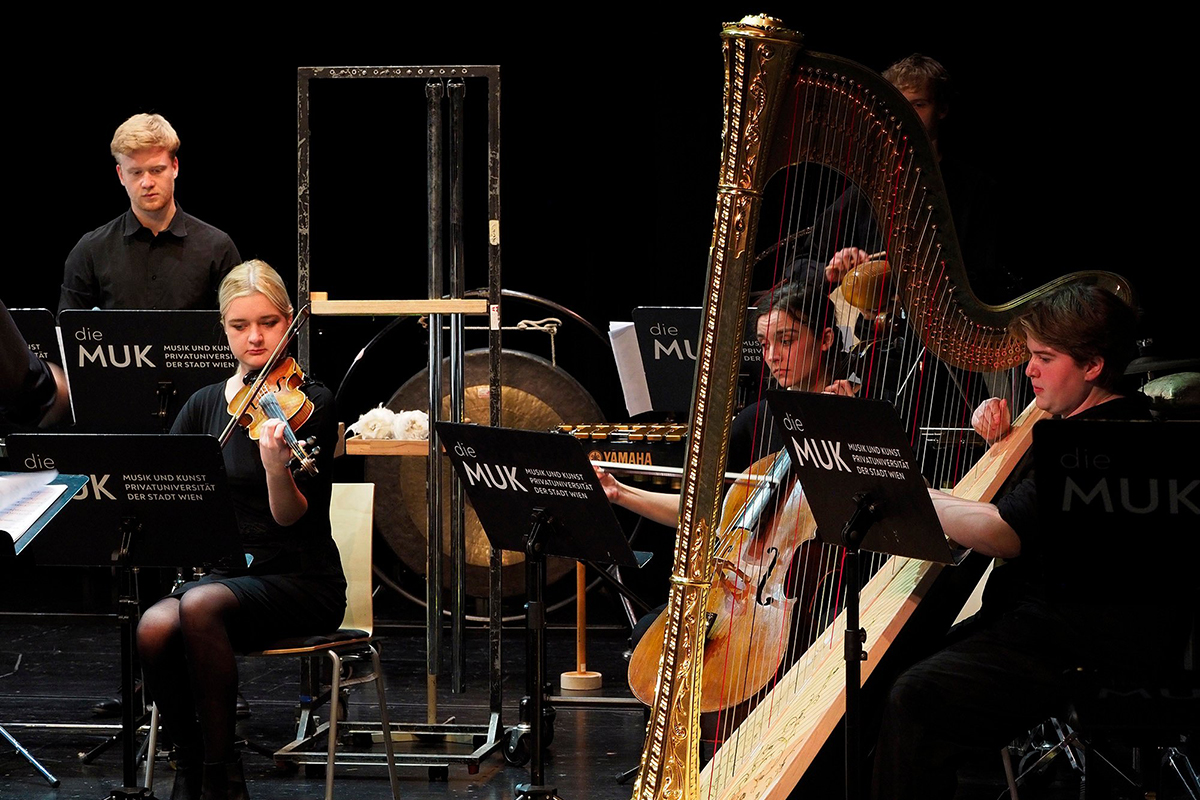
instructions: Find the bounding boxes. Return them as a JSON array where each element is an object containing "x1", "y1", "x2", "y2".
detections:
[
  {"x1": 602, "y1": 275, "x2": 855, "y2": 722},
  {"x1": 597, "y1": 275, "x2": 854, "y2": 525},
  {"x1": 137, "y1": 260, "x2": 345, "y2": 800}
]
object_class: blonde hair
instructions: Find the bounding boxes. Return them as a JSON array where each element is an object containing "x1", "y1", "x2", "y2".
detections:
[
  {"x1": 110, "y1": 113, "x2": 181, "y2": 160},
  {"x1": 219, "y1": 260, "x2": 294, "y2": 322},
  {"x1": 882, "y1": 54, "x2": 951, "y2": 111}
]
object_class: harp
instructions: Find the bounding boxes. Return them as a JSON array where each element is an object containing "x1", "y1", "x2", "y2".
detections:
[{"x1": 631, "y1": 15, "x2": 1132, "y2": 800}]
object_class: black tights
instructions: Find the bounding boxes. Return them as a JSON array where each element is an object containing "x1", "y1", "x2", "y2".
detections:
[{"x1": 137, "y1": 583, "x2": 242, "y2": 764}]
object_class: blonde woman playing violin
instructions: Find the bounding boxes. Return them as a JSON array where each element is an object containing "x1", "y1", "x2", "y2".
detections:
[{"x1": 137, "y1": 260, "x2": 344, "y2": 800}]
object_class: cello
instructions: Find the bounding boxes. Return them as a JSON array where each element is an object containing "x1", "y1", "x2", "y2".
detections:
[{"x1": 628, "y1": 447, "x2": 841, "y2": 714}]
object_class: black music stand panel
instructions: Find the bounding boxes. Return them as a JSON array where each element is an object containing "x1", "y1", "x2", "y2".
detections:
[
  {"x1": 631, "y1": 307, "x2": 761, "y2": 415},
  {"x1": 767, "y1": 391, "x2": 955, "y2": 564},
  {"x1": 5, "y1": 433, "x2": 241, "y2": 569},
  {"x1": 1033, "y1": 419, "x2": 1200, "y2": 602},
  {"x1": 59, "y1": 310, "x2": 232, "y2": 433},
  {"x1": 8, "y1": 308, "x2": 63, "y2": 368},
  {"x1": 435, "y1": 423, "x2": 644, "y2": 568}
]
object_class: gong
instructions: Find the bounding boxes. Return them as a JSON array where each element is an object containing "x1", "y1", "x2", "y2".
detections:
[{"x1": 366, "y1": 349, "x2": 605, "y2": 597}]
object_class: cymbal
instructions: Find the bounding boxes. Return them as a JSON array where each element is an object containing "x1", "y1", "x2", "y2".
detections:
[
  {"x1": 1124, "y1": 356, "x2": 1200, "y2": 375},
  {"x1": 365, "y1": 349, "x2": 605, "y2": 597}
]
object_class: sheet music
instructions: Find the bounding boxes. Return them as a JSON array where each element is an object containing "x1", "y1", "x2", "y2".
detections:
[
  {"x1": 610, "y1": 321, "x2": 652, "y2": 417},
  {"x1": 0, "y1": 472, "x2": 66, "y2": 543}
]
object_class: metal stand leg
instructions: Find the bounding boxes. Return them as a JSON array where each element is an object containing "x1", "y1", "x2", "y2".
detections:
[
  {"x1": 0, "y1": 723, "x2": 60, "y2": 787},
  {"x1": 1163, "y1": 747, "x2": 1200, "y2": 799}
]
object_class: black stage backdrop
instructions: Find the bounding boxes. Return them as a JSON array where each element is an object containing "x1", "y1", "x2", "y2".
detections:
[{"x1": 10, "y1": 11, "x2": 1189, "y2": 425}]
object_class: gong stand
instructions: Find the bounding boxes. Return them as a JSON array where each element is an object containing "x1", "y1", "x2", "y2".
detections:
[{"x1": 300, "y1": 64, "x2": 505, "y2": 778}]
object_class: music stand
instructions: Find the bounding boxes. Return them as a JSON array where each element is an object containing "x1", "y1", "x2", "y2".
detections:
[
  {"x1": 436, "y1": 422, "x2": 649, "y2": 800},
  {"x1": 8, "y1": 307, "x2": 66, "y2": 425},
  {"x1": 58, "y1": 310, "x2": 232, "y2": 433},
  {"x1": 1033, "y1": 419, "x2": 1200, "y2": 791},
  {"x1": 6, "y1": 433, "x2": 242, "y2": 800},
  {"x1": 8, "y1": 307, "x2": 63, "y2": 367},
  {"x1": 630, "y1": 307, "x2": 759, "y2": 414},
  {"x1": 1, "y1": 470, "x2": 87, "y2": 786},
  {"x1": 765, "y1": 392, "x2": 954, "y2": 800},
  {"x1": 1032, "y1": 419, "x2": 1199, "y2": 603}
]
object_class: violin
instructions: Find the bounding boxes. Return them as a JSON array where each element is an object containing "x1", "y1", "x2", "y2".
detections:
[{"x1": 218, "y1": 306, "x2": 320, "y2": 476}]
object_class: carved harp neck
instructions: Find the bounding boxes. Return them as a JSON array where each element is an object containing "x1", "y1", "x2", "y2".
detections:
[{"x1": 631, "y1": 16, "x2": 804, "y2": 800}]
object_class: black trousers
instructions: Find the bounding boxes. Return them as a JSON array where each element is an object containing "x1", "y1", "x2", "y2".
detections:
[{"x1": 870, "y1": 600, "x2": 1179, "y2": 800}]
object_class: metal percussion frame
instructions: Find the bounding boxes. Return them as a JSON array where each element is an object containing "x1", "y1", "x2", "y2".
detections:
[{"x1": 297, "y1": 64, "x2": 504, "y2": 778}]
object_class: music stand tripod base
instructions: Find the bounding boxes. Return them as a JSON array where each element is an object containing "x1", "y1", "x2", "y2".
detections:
[
  {"x1": 106, "y1": 787, "x2": 156, "y2": 800},
  {"x1": 515, "y1": 782, "x2": 562, "y2": 800}
]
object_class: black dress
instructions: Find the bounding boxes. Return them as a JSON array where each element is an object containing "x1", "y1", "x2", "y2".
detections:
[{"x1": 168, "y1": 379, "x2": 346, "y2": 650}]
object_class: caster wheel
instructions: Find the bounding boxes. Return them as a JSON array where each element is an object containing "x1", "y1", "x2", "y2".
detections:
[
  {"x1": 504, "y1": 726, "x2": 531, "y2": 767},
  {"x1": 516, "y1": 697, "x2": 557, "y2": 749},
  {"x1": 429, "y1": 766, "x2": 449, "y2": 781},
  {"x1": 304, "y1": 763, "x2": 327, "y2": 779}
]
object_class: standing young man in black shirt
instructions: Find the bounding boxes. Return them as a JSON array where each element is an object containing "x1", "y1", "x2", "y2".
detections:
[{"x1": 59, "y1": 113, "x2": 240, "y2": 312}]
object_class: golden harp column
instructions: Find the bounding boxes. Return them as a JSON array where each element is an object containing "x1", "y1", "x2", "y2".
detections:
[{"x1": 631, "y1": 16, "x2": 803, "y2": 800}]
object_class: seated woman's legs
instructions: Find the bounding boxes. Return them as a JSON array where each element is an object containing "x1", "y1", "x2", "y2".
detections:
[
  {"x1": 138, "y1": 597, "x2": 201, "y2": 756},
  {"x1": 137, "y1": 583, "x2": 245, "y2": 764},
  {"x1": 176, "y1": 583, "x2": 242, "y2": 764}
]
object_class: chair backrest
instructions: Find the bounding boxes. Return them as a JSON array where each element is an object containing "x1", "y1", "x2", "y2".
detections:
[{"x1": 329, "y1": 483, "x2": 375, "y2": 636}]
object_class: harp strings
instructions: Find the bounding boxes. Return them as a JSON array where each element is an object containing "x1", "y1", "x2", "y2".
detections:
[
  {"x1": 703, "y1": 66, "x2": 1022, "y2": 782},
  {"x1": 708, "y1": 70, "x2": 886, "y2": 759}
]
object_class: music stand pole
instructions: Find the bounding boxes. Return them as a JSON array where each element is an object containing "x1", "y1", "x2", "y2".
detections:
[
  {"x1": 841, "y1": 492, "x2": 877, "y2": 800},
  {"x1": 434, "y1": 422, "x2": 649, "y2": 799},
  {"x1": 514, "y1": 508, "x2": 562, "y2": 800},
  {"x1": 108, "y1": 516, "x2": 157, "y2": 800}
]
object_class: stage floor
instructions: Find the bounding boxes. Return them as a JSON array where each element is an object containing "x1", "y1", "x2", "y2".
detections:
[{"x1": 0, "y1": 614, "x2": 1125, "y2": 799}]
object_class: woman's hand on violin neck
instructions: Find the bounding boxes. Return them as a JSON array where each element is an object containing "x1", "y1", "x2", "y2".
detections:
[
  {"x1": 257, "y1": 418, "x2": 294, "y2": 474},
  {"x1": 260, "y1": 417, "x2": 310, "y2": 526}
]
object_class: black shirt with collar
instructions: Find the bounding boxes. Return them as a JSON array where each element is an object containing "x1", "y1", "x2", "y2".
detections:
[{"x1": 59, "y1": 205, "x2": 240, "y2": 312}]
